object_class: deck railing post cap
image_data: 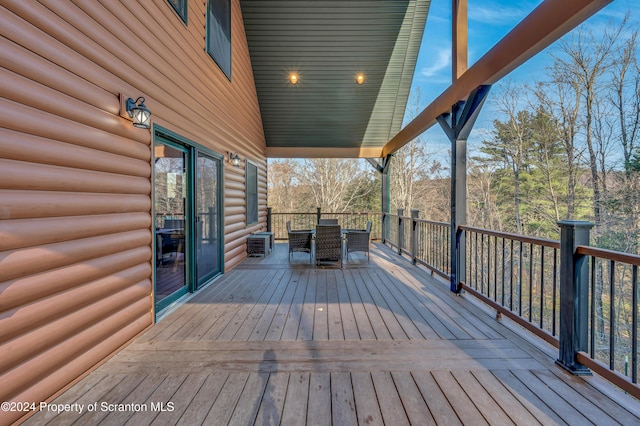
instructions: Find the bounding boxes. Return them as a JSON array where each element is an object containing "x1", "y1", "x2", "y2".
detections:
[{"x1": 557, "y1": 220, "x2": 594, "y2": 229}]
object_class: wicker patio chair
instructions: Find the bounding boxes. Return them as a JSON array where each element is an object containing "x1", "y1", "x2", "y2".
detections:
[
  {"x1": 315, "y1": 224, "x2": 342, "y2": 267},
  {"x1": 346, "y1": 221, "x2": 371, "y2": 262},
  {"x1": 318, "y1": 218, "x2": 338, "y2": 225},
  {"x1": 286, "y1": 221, "x2": 312, "y2": 262}
]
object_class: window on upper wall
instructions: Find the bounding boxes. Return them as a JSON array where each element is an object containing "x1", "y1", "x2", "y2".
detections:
[
  {"x1": 246, "y1": 162, "x2": 258, "y2": 225},
  {"x1": 167, "y1": 0, "x2": 188, "y2": 23},
  {"x1": 206, "y1": 0, "x2": 232, "y2": 79}
]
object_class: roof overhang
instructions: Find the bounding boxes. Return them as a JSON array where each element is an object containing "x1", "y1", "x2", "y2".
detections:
[
  {"x1": 241, "y1": 0, "x2": 429, "y2": 158},
  {"x1": 242, "y1": 0, "x2": 612, "y2": 159}
]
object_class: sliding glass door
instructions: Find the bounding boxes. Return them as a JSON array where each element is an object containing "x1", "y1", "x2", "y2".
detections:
[
  {"x1": 195, "y1": 152, "x2": 222, "y2": 286},
  {"x1": 154, "y1": 142, "x2": 189, "y2": 309},
  {"x1": 153, "y1": 128, "x2": 223, "y2": 313}
]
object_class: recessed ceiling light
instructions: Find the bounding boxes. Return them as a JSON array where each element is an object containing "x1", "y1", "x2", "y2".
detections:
[
  {"x1": 356, "y1": 73, "x2": 365, "y2": 85},
  {"x1": 289, "y1": 73, "x2": 299, "y2": 84}
]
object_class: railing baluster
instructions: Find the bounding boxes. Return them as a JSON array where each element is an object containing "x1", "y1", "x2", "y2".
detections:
[
  {"x1": 518, "y1": 241, "x2": 523, "y2": 316},
  {"x1": 633, "y1": 264, "x2": 638, "y2": 384},
  {"x1": 487, "y1": 235, "x2": 491, "y2": 297},
  {"x1": 477, "y1": 233, "x2": 481, "y2": 294},
  {"x1": 540, "y1": 246, "x2": 545, "y2": 329},
  {"x1": 590, "y1": 256, "x2": 596, "y2": 358},
  {"x1": 431, "y1": 223, "x2": 435, "y2": 267},
  {"x1": 474, "y1": 231, "x2": 478, "y2": 290},
  {"x1": 501, "y1": 237, "x2": 506, "y2": 306},
  {"x1": 493, "y1": 236, "x2": 497, "y2": 300},
  {"x1": 529, "y1": 243, "x2": 533, "y2": 322},
  {"x1": 552, "y1": 247, "x2": 558, "y2": 336},
  {"x1": 519, "y1": 241, "x2": 523, "y2": 316},
  {"x1": 466, "y1": 230, "x2": 470, "y2": 284},
  {"x1": 510, "y1": 239, "x2": 514, "y2": 310},
  {"x1": 610, "y1": 259, "x2": 615, "y2": 371}
]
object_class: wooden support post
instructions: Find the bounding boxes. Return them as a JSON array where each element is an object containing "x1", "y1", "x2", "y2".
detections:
[
  {"x1": 382, "y1": 165, "x2": 390, "y2": 243},
  {"x1": 410, "y1": 209, "x2": 419, "y2": 264},
  {"x1": 452, "y1": 0, "x2": 468, "y2": 82},
  {"x1": 437, "y1": 86, "x2": 491, "y2": 293},
  {"x1": 449, "y1": 114, "x2": 467, "y2": 292},
  {"x1": 266, "y1": 207, "x2": 272, "y2": 233},
  {"x1": 316, "y1": 207, "x2": 322, "y2": 225},
  {"x1": 557, "y1": 220, "x2": 593, "y2": 375}
]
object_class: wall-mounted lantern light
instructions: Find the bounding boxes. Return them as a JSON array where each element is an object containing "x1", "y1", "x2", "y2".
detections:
[
  {"x1": 119, "y1": 93, "x2": 152, "y2": 129},
  {"x1": 126, "y1": 97, "x2": 152, "y2": 128},
  {"x1": 228, "y1": 152, "x2": 241, "y2": 167}
]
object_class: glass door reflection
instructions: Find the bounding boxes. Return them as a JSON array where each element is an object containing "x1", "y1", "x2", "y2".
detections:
[
  {"x1": 154, "y1": 143, "x2": 188, "y2": 308},
  {"x1": 195, "y1": 153, "x2": 221, "y2": 286}
]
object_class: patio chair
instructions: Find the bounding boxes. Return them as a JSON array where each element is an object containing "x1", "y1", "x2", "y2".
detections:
[
  {"x1": 346, "y1": 221, "x2": 372, "y2": 262},
  {"x1": 315, "y1": 224, "x2": 342, "y2": 267},
  {"x1": 318, "y1": 218, "x2": 338, "y2": 225},
  {"x1": 286, "y1": 221, "x2": 312, "y2": 262}
]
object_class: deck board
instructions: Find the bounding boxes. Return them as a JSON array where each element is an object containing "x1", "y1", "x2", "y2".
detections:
[
  {"x1": 254, "y1": 373, "x2": 288, "y2": 425},
  {"x1": 371, "y1": 371, "x2": 410, "y2": 426},
  {"x1": 281, "y1": 373, "x2": 310, "y2": 426},
  {"x1": 175, "y1": 372, "x2": 226, "y2": 425},
  {"x1": 391, "y1": 371, "x2": 435, "y2": 425},
  {"x1": 350, "y1": 372, "x2": 383, "y2": 426},
  {"x1": 143, "y1": 374, "x2": 205, "y2": 425},
  {"x1": 26, "y1": 243, "x2": 640, "y2": 425},
  {"x1": 411, "y1": 371, "x2": 463, "y2": 426},
  {"x1": 307, "y1": 372, "x2": 331, "y2": 426}
]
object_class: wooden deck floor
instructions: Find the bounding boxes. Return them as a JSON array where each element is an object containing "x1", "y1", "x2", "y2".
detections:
[{"x1": 27, "y1": 243, "x2": 640, "y2": 425}]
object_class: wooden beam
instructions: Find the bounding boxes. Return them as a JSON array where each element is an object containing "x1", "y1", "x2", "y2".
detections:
[
  {"x1": 382, "y1": 0, "x2": 613, "y2": 157},
  {"x1": 452, "y1": 0, "x2": 468, "y2": 82}
]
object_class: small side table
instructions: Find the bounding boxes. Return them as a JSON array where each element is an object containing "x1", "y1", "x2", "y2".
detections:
[
  {"x1": 247, "y1": 232, "x2": 273, "y2": 257},
  {"x1": 251, "y1": 231, "x2": 274, "y2": 250}
]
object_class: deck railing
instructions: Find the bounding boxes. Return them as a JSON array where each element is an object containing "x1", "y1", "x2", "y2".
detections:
[
  {"x1": 381, "y1": 212, "x2": 639, "y2": 395},
  {"x1": 459, "y1": 226, "x2": 561, "y2": 346},
  {"x1": 415, "y1": 218, "x2": 451, "y2": 278},
  {"x1": 268, "y1": 209, "x2": 382, "y2": 240},
  {"x1": 266, "y1": 208, "x2": 640, "y2": 398},
  {"x1": 576, "y1": 245, "x2": 640, "y2": 394}
]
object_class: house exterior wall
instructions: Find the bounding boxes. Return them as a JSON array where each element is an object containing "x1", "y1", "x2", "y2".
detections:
[{"x1": 0, "y1": 1, "x2": 266, "y2": 422}]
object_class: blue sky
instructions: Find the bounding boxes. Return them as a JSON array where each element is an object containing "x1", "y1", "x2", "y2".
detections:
[{"x1": 409, "y1": 0, "x2": 639, "y2": 156}]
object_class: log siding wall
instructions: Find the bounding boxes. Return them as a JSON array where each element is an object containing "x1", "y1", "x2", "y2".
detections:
[{"x1": 0, "y1": 0, "x2": 266, "y2": 422}]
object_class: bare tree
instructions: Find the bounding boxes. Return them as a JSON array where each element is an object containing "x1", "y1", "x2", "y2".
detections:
[
  {"x1": 267, "y1": 159, "x2": 302, "y2": 212},
  {"x1": 609, "y1": 25, "x2": 640, "y2": 251},
  {"x1": 534, "y1": 79, "x2": 583, "y2": 219},
  {"x1": 553, "y1": 21, "x2": 626, "y2": 230},
  {"x1": 295, "y1": 158, "x2": 375, "y2": 212},
  {"x1": 467, "y1": 158, "x2": 502, "y2": 230},
  {"x1": 390, "y1": 88, "x2": 446, "y2": 216},
  {"x1": 552, "y1": 19, "x2": 627, "y2": 344},
  {"x1": 529, "y1": 104, "x2": 565, "y2": 222}
]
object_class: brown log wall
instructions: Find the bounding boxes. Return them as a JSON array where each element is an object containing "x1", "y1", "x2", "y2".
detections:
[{"x1": 0, "y1": 0, "x2": 266, "y2": 423}]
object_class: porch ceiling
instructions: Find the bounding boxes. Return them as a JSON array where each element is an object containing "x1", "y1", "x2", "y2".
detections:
[{"x1": 240, "y1": 0, "x2": 429, "y2": 158}]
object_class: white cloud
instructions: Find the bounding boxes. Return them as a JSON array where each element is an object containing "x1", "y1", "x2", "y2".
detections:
[
  {"x1": 468, "y1": 2, "x2": 537, "y2": 25},
  {"x1": 421, "y1": 47, "x2": 451, "y2": 78}
]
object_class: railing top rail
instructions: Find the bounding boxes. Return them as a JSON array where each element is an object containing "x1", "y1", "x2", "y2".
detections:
[
  {"x1": 271, "y1": 211, "x2": 381, "y2": 215},
  {"x1": 577, "y1": 245, "x2": 640, "y2": 266},
  {"x1": 415, "y1": 218, "x2": 449, "y2": 227},
  {"x1": 271, "y1": 212, "x2": 318, "y2": 215},
  {"x1": 459, "y1": 225, "x2": 560, "y2": 249}
]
